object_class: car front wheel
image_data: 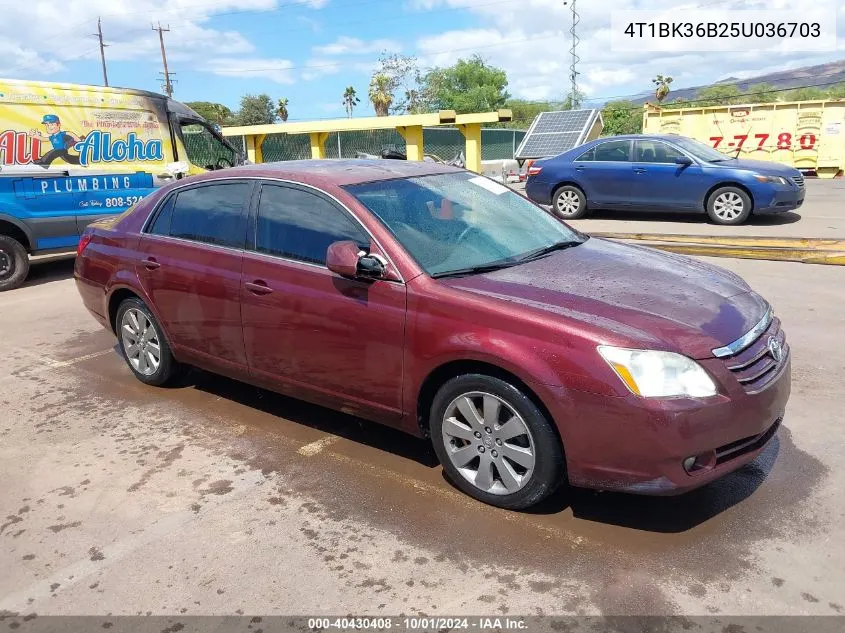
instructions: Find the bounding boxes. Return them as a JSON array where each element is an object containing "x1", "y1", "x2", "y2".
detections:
[
  {"x1": 552, "y1": 185, "x2": 588, "y2": 220},
  {"x1": 430, "y1": 374, "x2": 565, "y2": 510},
  {"x1": 706, "y1": 186, "x2": 752, "y2": 225}
]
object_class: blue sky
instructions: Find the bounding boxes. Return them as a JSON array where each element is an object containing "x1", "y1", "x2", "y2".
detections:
[{"x1": 2, "y1": 0, "x2": 843, "y2": 122}]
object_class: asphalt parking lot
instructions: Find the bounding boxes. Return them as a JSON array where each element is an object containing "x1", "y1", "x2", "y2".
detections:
[{"x1": 2, "y1": 180, "x2": 844, "y2": 618}]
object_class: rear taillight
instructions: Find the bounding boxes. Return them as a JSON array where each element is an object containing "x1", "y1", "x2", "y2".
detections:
[
  {"x1": 527, "y1": 166, "x2": 543, "y2": 176},
  {"x1": 77, "y1": 233, "x2": 93, "y2": 257}
]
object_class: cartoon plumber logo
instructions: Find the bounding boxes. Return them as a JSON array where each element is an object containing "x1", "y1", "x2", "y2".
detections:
[{"x1": 29, "y1": 114, "x2": 83, "y2": 167}]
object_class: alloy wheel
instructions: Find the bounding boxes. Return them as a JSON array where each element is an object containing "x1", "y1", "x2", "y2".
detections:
[
  {"x1": 556, "y1": 190, "x2": 581, "y2": 216},
  {"x1": 0, "y1": 250, "x2": 11, "y2": 280},
  {"x1": 713, "y1": 191, "x2": 744, "y2": 221},
  {"x1": 120, "y1": 308, "x2": 161, "y2": 376},
  {"x1": 441, "y1": 391, "x2": 536, "y2": 495}
]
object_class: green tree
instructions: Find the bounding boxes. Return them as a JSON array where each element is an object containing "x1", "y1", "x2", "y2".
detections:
[
  {"x1": 785, "y1": 86, "x2": 827, "y2": 101},
  {"x1": 369, "y1": 73, "x2": 393, "y2": 116},
  {"x1": 277, "y1": 98, "x2": 289, "y2": 122},
  {"x1": 826, "y1": 83, "x2": 845, "y2": 99},
  {"x1": 498, "y1": 99, "x2": 560, "y2": 128},
  {"x1": 562, "y1": 88, "x2": 586, "y2": 110},
  {"x1": 235, "y1": 94, "x2": 277, "y2": 125},
  {"x1": 652, "y1": 75, "x2": 673, "y2": 102},
  {"x1": 342, "y1": 86, "x2": 361, "y2": 118},
  {"x1": 600, "y1": 100, "x2": 641, "y2": 136},
  {"x1": 185, "y1": 101, "x2": 233, "y2": 125},
  {"x1": 744, "y1": 83, "x2": 778, "y2": 103},
  {"x1": 693, "y1": 84, "x2": 742, "y2": 107},
  {"x1": 420, "y1": 55, "x2": 510, "y2": 113}
]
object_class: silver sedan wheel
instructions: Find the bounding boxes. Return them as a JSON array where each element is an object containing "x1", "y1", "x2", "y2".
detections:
[
  {"x1": 441, "y1": 391, "x2": 536, "y2": 496},
  {"x1": 556, "y1": 190, "x2": 581, "y2": 216},
  {"x1": 120, "y1": 308, "x2": 161, "y2": 376},
  {"x1": 713, "y1": 191, "x2": 744, "y2": 221}
]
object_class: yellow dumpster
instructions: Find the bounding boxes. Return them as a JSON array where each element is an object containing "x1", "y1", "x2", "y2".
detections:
[{"x1": 643, "y1": 100, "x2": 845, "y2": 178}]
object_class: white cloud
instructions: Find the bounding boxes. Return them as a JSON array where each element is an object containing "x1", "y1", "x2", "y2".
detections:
[
  {"x1": 410, "y1": 0, "x2": 844, "y2": 103},
  {"x1": 0, "y1": 0, "x2": 316, "y2": 83},
  {"x1": 313, "y1": 36, "x2": 402, "y2": 57},
  {"x1": 204, "y1": 58, "x2": 296, "y2": 84},
  {"x1": 301, "y1": 59, "x2": 342, "y2": 81}
]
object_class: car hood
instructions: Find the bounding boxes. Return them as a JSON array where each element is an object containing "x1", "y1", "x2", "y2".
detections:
[
  {"x1": 440, "y1": 238, "x2": 769, "y2": 359},
  {"x1": 711, "y1": 157, "x2": 800, "y2": 177}
]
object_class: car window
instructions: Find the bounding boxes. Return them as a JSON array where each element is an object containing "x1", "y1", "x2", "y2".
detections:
[
  {"x1": 593, "y1": 140, "x2": 631, "y2": 162},
  {"x1": 344, "y1": 172, "x2": 584, "y2": 277},
  {"x1": 575, "y1": 147, "x2": 595, "y2": 161},
  {"x1": 168, "y1": 183, "x2": 250, "y2": 248},
  {"x1": 180, "y1": 122, "x2": 237, "y2": 170},
  {"x1": 255, "y1": 185, "x2": 369, "y2": 265},
  {"x1": 635, "y1": 140, "x2": 686, "y2": 163},
  {"x1": 148, "y1": 194, "x2": 175, "y2": 236}
]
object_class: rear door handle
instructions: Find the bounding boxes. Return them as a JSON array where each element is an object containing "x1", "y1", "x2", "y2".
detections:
[
  {"x1": 245, "y1": 280, "x2": 274, "y2": 295},
  {"x1": 142, "y1": 258, "x2": 160, "y2": 270},
  {"x1": 634, "y1": 168, "x2": 647, "y2": 174}
]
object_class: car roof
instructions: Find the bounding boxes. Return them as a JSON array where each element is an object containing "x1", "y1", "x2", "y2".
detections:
[{"x1": 191, "y1": 159, "x2": 464, "y2": 188}]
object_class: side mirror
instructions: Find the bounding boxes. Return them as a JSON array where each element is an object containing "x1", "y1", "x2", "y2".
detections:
[
  {"x1": 326, "y1": 240, "x2": 386, "y2": 280},
  {"x1": 675, "y1": 155, "x2": 693, "y2": 166}
]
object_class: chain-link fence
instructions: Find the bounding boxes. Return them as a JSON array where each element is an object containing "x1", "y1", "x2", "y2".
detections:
[{"x1": 231, "y1": 127, "x2": 525, "y2": 163}]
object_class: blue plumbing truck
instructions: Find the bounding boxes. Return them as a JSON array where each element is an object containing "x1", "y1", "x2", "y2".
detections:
[{"x1": 0, "y1": 78, "x2": 243, "y2": 290}]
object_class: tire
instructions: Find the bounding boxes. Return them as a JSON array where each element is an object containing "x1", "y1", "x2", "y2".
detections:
[
  {"x1": 706, "y1": 186, "x2": 752, "y2": 225},
  {"x1": 0, "y1": 235, "x2": 30, "y2": 292},
  {"x1": 552, "y1": 185, "x2": 588, "y2": 220},
  {"x1": 430, "y1": 374, "x2": 565, "y2": 510},
  {"x1": 115, "y1": 297, "x2": 185, "y2": 386}
]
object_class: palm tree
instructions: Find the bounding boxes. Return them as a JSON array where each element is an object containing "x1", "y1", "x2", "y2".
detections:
[
  {"x1": 210, "y1": 103, "x2": 232, "y2": 125},
  {"x1": 368, "y1": 74, "x2": 393, "y2": 117},
  {"x1": 652, "y1": 75, "x2": 673, "y2": 103},
  {"x1": 277, "y1": 98, "x2": 289, "y2": 122},
  {"x1": 342, "y1": 86, "x2": 360, "y2": 118}
]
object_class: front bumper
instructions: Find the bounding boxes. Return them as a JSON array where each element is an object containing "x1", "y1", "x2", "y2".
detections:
[
  {"x1": 543, "y1": 352, "x2": 791, "y2": 495},
  {"x1": 754, "y1": 185, "x2": 805, "y2": 214}
]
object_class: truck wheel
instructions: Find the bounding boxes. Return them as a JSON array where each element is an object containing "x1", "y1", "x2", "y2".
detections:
[
  {"x1": 0, "y1": 235, "x2": 30, "y2": 292},
  {"x1": 706, "y1": 186, "x2": 752, "y2": 225}
]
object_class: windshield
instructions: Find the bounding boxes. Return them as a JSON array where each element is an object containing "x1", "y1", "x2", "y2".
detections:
[
  {"x1": 669, "y1": 136, "x2": 733, "y2": 162},
  {"x1": 343, "y1": 172, "x2": 585, "y2": 277}
]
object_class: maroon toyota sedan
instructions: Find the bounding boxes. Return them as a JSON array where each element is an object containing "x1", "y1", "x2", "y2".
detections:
[{"x1": 74, "y1": 160, "x2": 790, "y2": 509}]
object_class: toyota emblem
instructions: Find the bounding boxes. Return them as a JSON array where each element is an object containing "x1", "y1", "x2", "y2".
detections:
[{"x1": 768, "y1": 337, "x2": 783, "y2": 363}]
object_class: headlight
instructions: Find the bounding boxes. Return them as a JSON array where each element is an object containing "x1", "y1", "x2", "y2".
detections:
[
  {"x1": 753, "y1": 175, "x2": 790, "y2": 185},
  {"x1": 597, "y1": 346, "x2": 717, "y2": 398}
]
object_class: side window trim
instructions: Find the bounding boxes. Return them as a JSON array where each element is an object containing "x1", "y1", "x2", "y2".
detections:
[{"x1": 142, "y1": 179, "x2": 255, "y2": 251}]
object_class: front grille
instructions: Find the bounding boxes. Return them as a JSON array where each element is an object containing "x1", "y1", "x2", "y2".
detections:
[
  {"x1": 721, "y1": 316, "x2": 788, "y2": 393},
  {"x1": 715, "y1": 418, "x2": 781, "y2": 465},
  {"x1": 791, "y1": 173, "x2": 805, "y2": 188}
]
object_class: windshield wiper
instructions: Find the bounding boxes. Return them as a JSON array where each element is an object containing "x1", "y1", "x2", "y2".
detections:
[
  {"x1": 515, "y1": 239, "x2": 583, "y2": 262},
  {"x1": 431, "y1": 260, "x2": 522, "y2": 279}
]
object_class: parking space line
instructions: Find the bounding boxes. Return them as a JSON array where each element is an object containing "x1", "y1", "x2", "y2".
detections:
[
  {"x1": 2, "y1": 349, "x2": 114, "y2": 383},
  {"x1": 297, "y1": 435, "x2": 340, "y2": 456}
]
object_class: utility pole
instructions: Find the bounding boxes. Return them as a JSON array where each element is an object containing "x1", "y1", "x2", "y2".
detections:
[
  {"x1": 91, "y1": 17, "x2": 109, "y2": 86},
  {"x1": 152, "y1": 22, "x2": 174, "y2": 97},
  {"x1": 563, "y1": 0, "x2": 580, "y2": 108}
]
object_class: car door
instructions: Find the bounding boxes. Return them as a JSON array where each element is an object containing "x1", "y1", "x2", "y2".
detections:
[
  {"x1": 571, "y1": 140, "x2": 633, "y2": 207},
  {"x1": 630, "y1": 140, "x2": 706, "y2": 210},
  {"x1": 240, "y1": 182, "x2": 406, "y2": 424},
  {"x1": 137, "y1": 180, "x2": 254, "y2": 371}
]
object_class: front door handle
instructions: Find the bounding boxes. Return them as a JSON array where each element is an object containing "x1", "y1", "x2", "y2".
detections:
[
  {"x1": 142, "y1": 258, "x2": 160, "y2": 270},
  {"x1": 245, "y1": 280, "x2": 274, "y2": 295}
]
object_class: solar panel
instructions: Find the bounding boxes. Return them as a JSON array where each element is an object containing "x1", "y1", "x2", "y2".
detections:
[{"x1": 515, "y1": 109, "x2": 601, "y2": 160}]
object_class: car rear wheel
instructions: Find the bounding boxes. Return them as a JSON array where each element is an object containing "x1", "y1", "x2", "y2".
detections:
[
  {"x1": 706, "y1": 186, "x2": 752, "y2": 225},
  {"x1": 430, "y1": 374, "x2": 565, "y2": 510},
  {"x1": 116, "y1": 297, "x2": 185, "y2": 386},
  {"x1": 0, "y1": 235, "x2": 30, "y2": 292},
  {"x1": 552, "y1": 185, "x2": 587, "y2": 220}
]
